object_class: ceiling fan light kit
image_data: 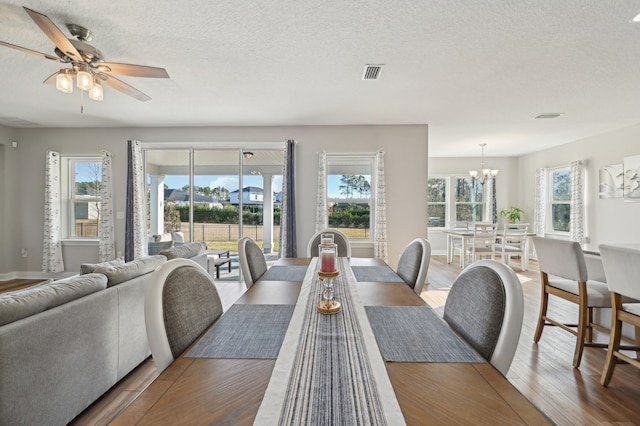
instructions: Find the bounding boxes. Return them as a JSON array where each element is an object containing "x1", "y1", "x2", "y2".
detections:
[{"x1": 0, "y1": 6, "x2": 169, "y2": 105}]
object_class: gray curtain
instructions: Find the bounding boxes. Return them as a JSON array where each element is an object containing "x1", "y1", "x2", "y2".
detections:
[
  {"x1": 492, "y1": 177, "x2": 498, "y2": 224},
  {"x1": 279, "y1": 140, "x2": 297, "y2": 258}
]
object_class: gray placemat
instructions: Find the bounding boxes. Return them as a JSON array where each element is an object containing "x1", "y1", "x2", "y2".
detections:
[
  {"x1": 186, "y1": 304, "x2": 295, "y2": 359},
  {"x1": 261, "y1": 265, "x2": 308, "y2": 281},
  {"x1": 365, "y1": 306, "x2": 485, "y2": 363},
  {"x1": 351, "y1": 266, "x2": 405, "y2": 282}
]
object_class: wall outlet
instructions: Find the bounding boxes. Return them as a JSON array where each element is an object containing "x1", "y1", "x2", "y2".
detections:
[{"x1": 20, "y1": 248, "x2": 27, "y2": 257}]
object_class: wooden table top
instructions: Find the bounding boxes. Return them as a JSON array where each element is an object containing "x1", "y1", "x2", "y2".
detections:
[{"x1": 113, "y1": 257, "x2": 551, "y2": 425}]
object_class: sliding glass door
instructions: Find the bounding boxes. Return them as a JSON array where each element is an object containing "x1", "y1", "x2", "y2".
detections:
[{"x1": 144, "y1": 144, "x2": 283, "y2": 279}]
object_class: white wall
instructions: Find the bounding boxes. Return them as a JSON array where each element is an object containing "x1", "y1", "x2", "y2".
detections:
[
  {"x1": 517, "y1": 123, "x2": 640, "y2": 247},
  {"x1": 5, "y1": 125, "x2": 428, "y2": 276},
  {"x1": 0, "y1": 125, "x2": 19, "y2": 275}
]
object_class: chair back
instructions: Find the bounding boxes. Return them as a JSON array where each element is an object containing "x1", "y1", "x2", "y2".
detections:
[
  {"x1": 397, "y1": 238, "x2": 431, "y2": 294},
  {"x1": 307, "y1": 229, "x2": 351, "y2": 258},
  {"x1": 599, "y1": 244, "x2": 640, "y2": 300},
  {"x1": 501, "y1": 223, "x2": 528, "y2": 249},
  {"x1": 238, "y1": 237, "x2": 268, "y2": 289},
  {"x1": 472, "y1": 223, "x2": 498, "y2": 250},
  {"x1": 145, "y1": 258, "x2": 223, "y2": 373},
  {"x1": 443, "y1": 260, "x2": 524, "y2": 375},
  {"x1": 532, "y1": 237, "x2": 587, "y2": 282}
]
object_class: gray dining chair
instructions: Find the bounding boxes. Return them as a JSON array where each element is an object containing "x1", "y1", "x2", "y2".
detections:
[
  {"x1": 396, "y1": 238, "x2": 431, "y2": 295},
  {"x1": 443, "y1": 260, "x2": 524, "y2": 375},
  {"x1": 238, "y1": 236, "x2": 268, "y2": 289},
  {"x1": 598, "y1": 244, "x2": 640, "y2": 386},
  {"x1": 306, "y1": 228, "x2": 351, "y2": 258},
  {"x1": 531, "y1": 236, "x2": 610, "y2": 368},
  {"x1": 145, "y1": 258, "x2": 223, "y2": 373}
]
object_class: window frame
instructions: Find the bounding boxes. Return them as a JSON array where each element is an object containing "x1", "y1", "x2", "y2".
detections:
[
  {"x1": 61, "y1": 156, "x2": 102, "y2": 240},
  {"x1": 325, "y1": 153, "x2": 376, "y2": 242},
  {"x1": 453, "y1": 175, "x2": 486, "y2": 225},
  {"x1": 427, "y1": 176, "x2": 448, "y2": 229}
]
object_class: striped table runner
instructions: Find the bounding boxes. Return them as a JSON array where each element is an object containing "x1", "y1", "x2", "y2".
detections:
[{"x1": 253, "y1": 258, "x2": 405, "y2": 425}]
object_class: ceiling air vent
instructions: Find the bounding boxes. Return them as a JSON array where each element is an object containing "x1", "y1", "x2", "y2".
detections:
[
  {"x1": 362, "y1": 64, "x2": 384, "y2": 80},
  {"x1": 535, "y1": 113, "x2": 563, "y2": 119}
]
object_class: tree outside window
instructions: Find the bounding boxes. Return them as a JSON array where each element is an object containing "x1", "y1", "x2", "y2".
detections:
[
  {"x1": 550, "y1": 169, "x2": 571, "y2": 232},
  {"x1": 455, "y1": 177, "x2": 484, "y2": 223},
  {"x1": 428, "y1": 178, "x2": 446, "y2": 228},
  {"x1": 71, "y1": 159, "x2": 102, "y2": 237}
]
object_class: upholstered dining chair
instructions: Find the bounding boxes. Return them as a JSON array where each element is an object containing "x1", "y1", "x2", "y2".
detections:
[
  {"x1": 495, "y1": 223, "x2": 529, "y2": 271},
  {"x1": 531, "y1": 237, "x2": 610, "y2": 368},
  {"x1": 396, "y1": 238, "x2": 431, "y2": 295},
  {"x1": 238, "y1": 236, "x2": 268, "y2": 289},
  {"x1": 598, "y1": 244, "x2": 640, "y2": 386},
  {"x1": 443, "y1": 260, "x2": 524, "y2": 375},
  {"x1": 145, "y1": 258, "x2": 223, "y2": 374},
  {"x1": 306, "y1": 228, "x2": 351, "y2": 258},
  {"x1": 467, "y1": 223, "x2": 499, "y2": 263}
]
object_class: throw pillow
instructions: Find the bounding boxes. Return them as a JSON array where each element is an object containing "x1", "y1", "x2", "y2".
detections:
[{"x1": 80, "y1": 257, "x2": 125, "y2": 275}]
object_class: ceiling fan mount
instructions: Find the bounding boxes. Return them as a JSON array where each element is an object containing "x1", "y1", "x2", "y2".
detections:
[{"x1": 0, "y1": 6, "x2": 169, "y2": 102}]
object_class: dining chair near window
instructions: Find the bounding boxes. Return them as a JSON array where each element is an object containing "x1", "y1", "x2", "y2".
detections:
[
  {"x1": 396, "y1": 238, "x2": 431, "y2": 295},
  {"x1": 306, "y1": 228, "x2": 351, "y2": 258},
  {"x1": 496, "y1": 223, "x2": 529, "y2": 271},
  {"x1": 467, "y1": 223, "x2": 499, "y2": 263},
  {"x1": 443, "y1": 260, "x2": 524, "y2": 375},
  {"x1": 598, "y1": 244, "x2": 640, "y2": 386},
  {"x1": 145, "y1": 258, "x2": 223, "y2": 374},
  {"x1": 238, "y1": 236, "x2": 268, "y2": 289},
  {"x1": 531, "y1": 237, "x2": 610, "y2": 368}
]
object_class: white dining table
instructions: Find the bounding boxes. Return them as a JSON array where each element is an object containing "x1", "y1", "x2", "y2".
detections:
[{"x1": 443, "y1": 228, "x2": 535, "y2": 269}]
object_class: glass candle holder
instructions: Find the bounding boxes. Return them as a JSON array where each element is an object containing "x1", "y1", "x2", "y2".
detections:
[{"x1": 319, "y1": 242, "x2": 337, "y2": 273}]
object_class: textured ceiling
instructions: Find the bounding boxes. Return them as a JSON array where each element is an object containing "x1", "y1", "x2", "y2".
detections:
[{"x1": 1, "y1": 0, "x2": 640, "y2": 156}]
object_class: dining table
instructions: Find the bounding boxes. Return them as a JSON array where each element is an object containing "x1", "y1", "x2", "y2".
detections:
[
  {"x1": 444, "y1": 228, "x2": 536, "y2": 269},
  {"x1": 112, "y1": 256, "x2": 550, "y2": 425}
]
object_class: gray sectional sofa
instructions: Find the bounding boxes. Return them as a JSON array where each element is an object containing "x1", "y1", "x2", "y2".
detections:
[{"x1": 0, "y1": 254, "x2": 167, "y2": 426}]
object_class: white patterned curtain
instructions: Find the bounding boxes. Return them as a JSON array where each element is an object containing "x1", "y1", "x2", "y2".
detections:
[
  {"x1": 125, "y1": 140, "x2": 148, "y2": 261},
  {"x1": 569, "y1": 160, "x2": 585, "y2": 242},
  {"x1": 279, "y1": 140, "x2": 297, "y2": 258},
  {"x1": 314, "y1": 151, "x2": 328, "y2": 232},
  {"x1": 534, "y1": 168, "x2": 547, "y2": 237},
  {"x1": 43, "y1": 151, "x2": 65, "y2": 273},
  {"x1": 98, "y1": 151, "x2": 115, "y2": 261},
  {"x1": 374, "y1": 150, "x2": 388, "y2": 262}
]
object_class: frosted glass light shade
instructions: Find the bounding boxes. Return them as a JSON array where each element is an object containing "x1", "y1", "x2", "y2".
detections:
[
  {"x1": 76, "y1": 69, "x2": 93, "y2": 91},
  {"x1": 56, "y1": 70, "x2": 73, "y2": 94},
  {"x1": 89, "y1": 80, "x2": 103, "y2": 101}
]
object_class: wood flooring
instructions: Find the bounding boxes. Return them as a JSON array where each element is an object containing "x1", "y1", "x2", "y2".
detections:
[
  {"x1": 0, "y1": 278, "x2": 46, "y2": 294},
  {"x1": 55, "y1": 258, "x2": 640, "y2": 424}
]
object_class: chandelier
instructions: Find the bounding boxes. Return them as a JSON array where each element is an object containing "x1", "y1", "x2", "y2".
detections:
[{"x1": 469, "y1": 143, "x2": 498, "y2": 182}]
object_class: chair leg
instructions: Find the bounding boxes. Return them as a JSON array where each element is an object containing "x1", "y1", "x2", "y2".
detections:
[
  {"x1": 534, "y1": 275, "x2": 549, "y2": 343},
  {"x1": 635, "y1": 325, "x2": 640, "y2": 360},
  {"x1": 586, "y1": 307, "x2": 593, "y2": 343},
  {"x1": 573, "y1": 291, "x2": 589, "y2": 368},
  {"x1": 601, "y1": 296, "x2": 623, "y2": 386}
]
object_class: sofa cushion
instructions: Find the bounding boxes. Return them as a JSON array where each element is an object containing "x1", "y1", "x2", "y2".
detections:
[
  {"x1": 94, "y1": 255, "x2": 166, "y2": 287},
  {"x1": 0, "y1": 274, "x2": 107, "y2": 326},
  {"x1": 80, "y1": 257, "x2": 125, "y2": 275},
  {"x1": 160, "y1": 241, "x2": 206, "y2": 260}
]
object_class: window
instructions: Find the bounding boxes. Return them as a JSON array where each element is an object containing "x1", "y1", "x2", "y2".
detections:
[
  {"x1": 548, "y1": 167, "x2": 571, "y2": 233},
  {"x1": 427, "y1": 175, "x2": 490, "y2": 229},
  {"x1": 326, "y1": 155, "x2": 374, "y2": 240},
  {"x1": 64, "y1": 157, "x2": 102, "y2": 238},
  {"x1": 428, "y1": 177, "x2": 447, "y2": 228},
  {"x1": 454, "y1": 177, "x2": 485, "y2": 223}
]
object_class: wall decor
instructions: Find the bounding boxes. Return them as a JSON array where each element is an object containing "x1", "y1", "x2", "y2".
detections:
[
  {"x1": 623, "y1": 154, "x2": 640, "y2": 201},
  {"x1": 599, "y1": 164, "x2": 623, "y2": 198}
]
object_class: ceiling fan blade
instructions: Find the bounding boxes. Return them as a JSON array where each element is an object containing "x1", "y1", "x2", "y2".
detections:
[
  {"x1": 100, "y1": 74, "x2": 151, "y2": 102},
  {"x1": 99, "y1": 62, "x2": 169, "y2": 78},
  {"x1": 23, "y1": 7, "x2": 82, "y2": 62},
  {"x1": 0, "y1": 40, "x2": 64, "y2": 62}
]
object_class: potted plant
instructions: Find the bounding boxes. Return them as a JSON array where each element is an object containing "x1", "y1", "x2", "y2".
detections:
[{"x1": 499, "y1": 206, "x2": 523, "y2": 224}]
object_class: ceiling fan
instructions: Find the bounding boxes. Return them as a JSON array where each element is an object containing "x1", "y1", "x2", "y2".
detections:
[{"x1": 0, "y1": 6, "x2": 169, "y2": 102}]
